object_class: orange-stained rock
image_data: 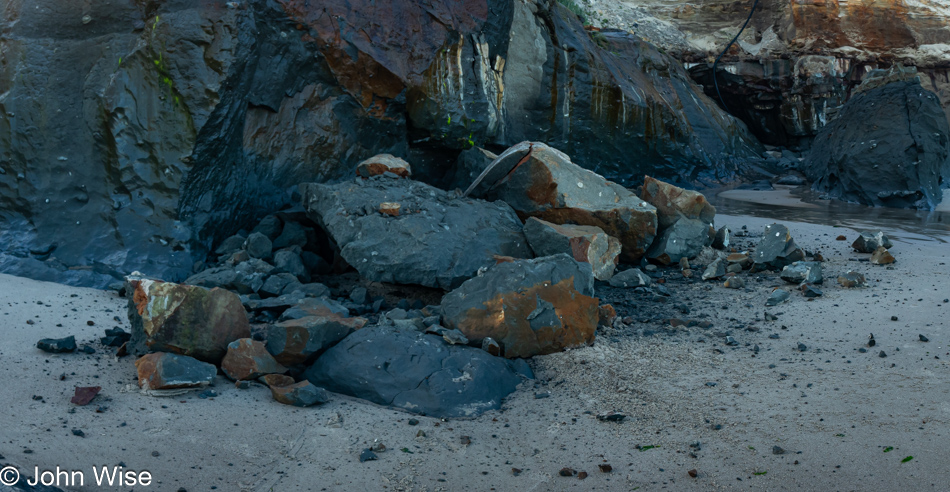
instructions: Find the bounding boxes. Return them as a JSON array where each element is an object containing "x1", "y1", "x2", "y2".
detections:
[
  {"x1": 126, "y1": 277, "x2": 251, "y2": 364},
  {"x1": 472, "y1": 142, "x2": 657, "y2": 263},
  {"x1": 270, "y1": 380, "x2": 331, "y2": 407},
  {"x1": 259, "y1": 374, "x2": 295, "y2": 387},
  {"x1": 265, "y1": 314, "x2": 367, "y2": 365},
  {"x1": 640, "y1": 176, "x2": 716, "y2": 230},
  {"x1": 523, "y1": 217, "x2": 621, "y2": 281},
  {"x1": 379, "y1": 202, "x2": 401, "y2": 216},
  {"x1": 221, "y1": 338, "x2": 287, "y2": 381},
  {"x1": 598, "y1": 304, "x2": 617, "y2": 328},
  {"x1": 870, "y1": 247, "x2": 895, "y2": 265},
  {"x1": 357, "y1": 154, "x2": 412, "y2": 178},
  {"x1": 135, "y1": 352, "x2": 217, "y2": 391},
  {"x1": 441, "y1": 254, "x2": 599, "y2": 358}
]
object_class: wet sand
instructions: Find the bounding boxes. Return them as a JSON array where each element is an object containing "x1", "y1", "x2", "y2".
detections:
[{"x1": 1, "y1": 213, "x2": 948, "y2": 491}]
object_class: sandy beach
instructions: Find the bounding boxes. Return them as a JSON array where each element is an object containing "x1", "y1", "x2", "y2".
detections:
[{"x1": 1, "y1": 213, "x2": 948, "y2": 492}]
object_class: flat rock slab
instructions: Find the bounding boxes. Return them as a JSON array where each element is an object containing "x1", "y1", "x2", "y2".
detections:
[
  {"x1": 304, "y1": 324, "x2": 531, "y2": 418},
  {"x1": 36, "y1": 335, "x2": 76, "y2": 353},
  {"x1": 221, "y1": 338, "x2": 288, "y2": 381},
  {"x1": 302, "y1": 177, "x2": 530, "y2": 290},
  {"x1": 523, "y1": 217, "x2": 620, "y2": 281},
  {"x1": 266, "y1": 313, "x2": 367, "y2": 365},
  {"x1": 640, "y1": 175, "x2": 716, "y2": 230},
  {"x1": 608, "y1": 268, "x2": 651, "y2": 288},
  {"x1": 270, "y1": 380, "x2": 330, "y2": 407},
  {"x1": 473, "y1": 142, "x2": 657, "y2": 263},
  {"x1": 127, "y1": 277, "x2": 251, "y2": 364},
  {"x1": 440, "y1": 254, "x2": 599, "y2": 359},
  {"x1": 135, "y1": 352, "x2": 216, "y2": 391},
  {"x1": 356, "y1": 154, "x2": 411, "y2": 178}
]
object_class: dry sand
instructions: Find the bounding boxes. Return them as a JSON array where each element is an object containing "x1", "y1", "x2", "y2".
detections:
[{"x1": 1, "y1": 213, "x2": 948, "y2": 491}]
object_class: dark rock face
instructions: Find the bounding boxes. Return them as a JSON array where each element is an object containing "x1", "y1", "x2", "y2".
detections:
[
  {"x1": 0, "y1": 0, "x2": 759, "y2": 287},
  {"x1": 440, "y1": 254, "x2": 599, "y2": 358},
  {"x1": 304, "y1": 324, "x2": 531, "y2": 418},
  {"x1": 803, "y1": 81, "x2": 950, "y2": 209},
  {"x1": 302, "y1": 177, "x2": 530, "y2": 290}
]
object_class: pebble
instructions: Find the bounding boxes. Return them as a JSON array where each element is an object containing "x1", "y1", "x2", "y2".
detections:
[
  {"x1": 879, "y1": 351, "x2": 887, "y2": 358},
  {"x1": 408, "y1": 418, "x2": 419, "y2": 426},
  {"x1": 891, "y1": 316, "x2": 898, "y2": 321},
  {"x1": 772, "y1": 445, "x2": 785, "y2": 455},
  {"x1": 71, "y1": 429, "x2": 84, "y2": 437},
  {"x1": 919, "y1": 334, "x2": 929, "y2": 342},
  {"x1": 797, "y1": 342, "x2": 807, "y2": 352},
  {"x1": 359, "y1": 449, "x2": 378, "y2": 462},
  {"x1": 559, "y1": 467, "x2": 576, "y2": 477}
]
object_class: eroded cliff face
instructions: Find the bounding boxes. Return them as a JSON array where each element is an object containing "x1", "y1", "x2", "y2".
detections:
[
  {"x1": 585, "y1": 0, "x2": 950, "y2": 145},
  {"x1": 0, "y1": 0, "x2": 760, "y2": 287}
]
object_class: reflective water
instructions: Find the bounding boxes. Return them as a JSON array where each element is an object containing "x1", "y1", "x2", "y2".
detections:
[{"x1": 709, "y1": 185, "x2": 950, "y2": 244}]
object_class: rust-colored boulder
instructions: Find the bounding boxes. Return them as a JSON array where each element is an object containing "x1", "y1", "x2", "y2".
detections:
[
  {"x1": 135, "y1": 352, "x2": 217, "y2": 391},
  {"x1": 440, "y1": 254, "x2": 599, "y2": 358},
  {"x1": 870, "y1": 247, "x2": 895, "y2": 265},
  {"x1": 523, "y1": 217, "x2": 620, "y2": 281},
  {"x1": 640, "y1": 176, "x2": 716, "y2": 230},
  {"x1": 270, "y1": 381, "x2": 330, "y2": 407},
  {"x1": 356, "y1": 154, "x2": 411, "y2": 178},
  {"x1": 127, "y1": 277, "x2": 251, "y2": 364},
  {"x1": 473, "y1": 142, "x2": 657, "y2": 263},
  {"x1": 221, "y1": 338, "x2": 288, "y2": 381},
  {"x1": 259, "y1": 374, "x2": 295, "y2": 387},
  {"x1": 266, "y1": 314, "x2": 367, "y2": 366}
]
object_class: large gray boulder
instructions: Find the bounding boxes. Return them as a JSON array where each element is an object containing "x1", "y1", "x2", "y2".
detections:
[
  {"x1": 440, "y1": 254, "x2": 599, "y2": 359},
  {"x1": 803, "y1": 81, "x2": 950, "y2": 209},
  {"x1": 301, "y1": 177, "x2": 530, "y2": 290},
  {"x1": 304, "y1": 324, "x2": 532, "y2": 418}
]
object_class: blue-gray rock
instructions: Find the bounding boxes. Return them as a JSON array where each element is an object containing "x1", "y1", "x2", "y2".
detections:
[
  {"x1": 780, "y1": 261, "x2": 823, "y2": 284},
  {"x1": 646, "y1": 218, "x2": 712, "y2": 266},
  {"x1": 273, "y1": 249, "x2": 308, "y2": 283},
  {"x1": 135, "y1": 352, "x2": 217, "y2": 390},
  {"x1": 272, "y1": 221, "x2": 308, "y2": 250},
  {"x1": 304, "y1": 324, "x2": 532, "y2": 418},
  {"x1": 752, "y1": 224, "x2": 804, "y2": 271},
  {"x1": 852, "y1": 231, "x2": 894, "y2": 253},
  {"x1": 301, "y1": 252, "x2": 332, "y2": 276},
  {"x1": 766, "y1": 289, "x2": 791, "y2": 306},
  {"x1": 608, "y1": 268, "x2": 651, "y2": 288},
  {"x1": 701, "y1": 258, "x2": 727, "y2": 281},
  {"x1": 279, "y1": 296, "x2": 348, "y2": 321},
  {"x1": 252, "y1": 215, "x2": 283, "y2": 240},
  {"x1": 266, "y1": 313, "x2": 366, "y2": 365},
  {"x1": 301, "y1": 178, "x2": 530, "y2": 290},
  {"x1": 270, "y1": 380, "x2": 330, "y2": 407},
  {"x1": 440, "y1": 254, "x2": 598, "y2": 358},
  {"x1": 259, "y1": 273, "x2": 299, "y2": 298},
  {"x1": 36, "y1": 336, "x2": 76, "y2": 353},
  {"x1": 712, "y1": 226, "x2": 730, "y2": 250},
  {"x1": 214, "y1": 234, "x2": 247, "y2": 256},
  {"x1": 245, "y1": 233, "x2": 273, "y2": 260}
]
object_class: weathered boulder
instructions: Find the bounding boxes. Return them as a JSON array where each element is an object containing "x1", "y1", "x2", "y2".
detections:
[
  {"x1": 608, "y1": 268, "x2": 651, "y2": 288},
  {"x1": 751, "y1": 224, "x2": 804, "y2": 271},
  {"x1": 780, "y1": 262, "x2": 823, "y2": 285},
  {"x1": 803, "y1": 81, "x2": 949, "y2": 209},
  {"x1": 852, "y1": 231, "x2": 894, "y2": 253},
  {"x1": 645, "y1": 218, "x2": 713, "y2": 265},
  {"x1": 127, "y1": 278, "x2": 251, "y2": 363},
  {"x1": 304, "y1": 324, "x2": 531, "y2": 418},
  {"x1": 301, "y1": 177, "x2": 530, "y2": 290},
  {"x1": 472, "y1": 142, "x2": 658, "y2": 263},
  {"x1": 221, "y1": 338, "x2": 287, "y2": 381},
  {"x1": 640, "y1": 176, "x2": 716, "y2": 230},
  {"x1": 36, "y1": 336, "x2": 77, "y2": 354},
  {"x1": 356, "y1": 154, "x2": 411, "y2": 178},
  {"x1": 270, "y1": 380, "x2": 331, "y2": 407},
  {"x1": 266, "y1": 314, "x2": 367, "y2": 365},
  {"x1": 440, "y1": 254, "x2": 598, "y2": 359},
  {"x1": 135, "y1": 352, "x2": 216, "y2": 391},
  {"x1": 523, "y1": 217, "x2": 620, "y2": 281}
]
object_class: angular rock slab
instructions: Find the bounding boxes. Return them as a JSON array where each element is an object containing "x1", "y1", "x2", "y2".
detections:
[
  {"x1": 302, "y1": 178, "x2": 530, "y2": 290},
  {"x1": 645, "y1": 218, "x2": 713, "y2": 265},
  {"x1": 36, "y1": 336, "x2": 77, "y2": 353},
  {"x1": 523, "y1": 217, "x2": 620, "y2": 281},
  {"x1": 221, "y1": 338, "x2": 288, "y2": 381},
  {"x1": 270, "y1": 381, "x2": 330, "y2": 407},
  {"x1": 853, "y1": 231, "x2": 894, "y2": 253},
  {"x1": 304, "y1": 324, "x2": 531, "y2": 418},
  {"x1": 608, "y1": 268, "x2": 651, "y2": 288},
  {"x1": 127, "y1": 278, "x2": 251, "y2": 364},
  {"x1": 440, "y1": 254, "x2": 599, "y2": 359},
  {"x1": 135, "y1": 353, "x2": 217, "y2": 391},
  {"x1": 266, "y1": 313, "x2": 367, "y2": 366},
  {"x1": 752, "y1": 224, "x2": 804, "y2": 271},
  {"x1": 780, "y1": 261, "x2": 823, "y2": 284},
  {"x1": 356, "y1": 154, "x2": 412, "y2": 178},
  {"x1": 640, "y1": 176, "x2": 716, "y2": 230},
  {"x1": 473, "y1": 142, "x2": 657, "y2": 263}
]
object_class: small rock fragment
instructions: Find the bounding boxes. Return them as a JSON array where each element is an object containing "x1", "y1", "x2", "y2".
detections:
[
  {"x1": 379, "y1": 202, "x2": 401, "y2": 216},
  {"x1": 723, "y1": 276, "x2": 745, "y2": 289},
  {"x1": 852, "y1": 231, "x2": 893, "y2": 253},
  {"x1": 766, "y1": 289, "x2": 791, "y2": 306},
  {"x1": 70, "y1": 386, "x2": 101, "y2": 406},
  {"x1": 919, "y1": 334, "x2": 929, "y2": 342},
  {"x1": 359, "y1": 449, "x2": 378, "y2": 462},
  {"x1": 772, "y1": 446, "x2": 786, "y2": 455},
  {"x1": 599, "y1": 464, "x2": 612, "y2": 473},
  {"x1": 797, "y1": 342, "x2": 808, "y2": 352},
  {"x1": 37, "y1": 336, "x2": 77, "y2": 353},
  {"x1": 596, "y1": 411, "x2": 626, "y2": 422},
  {"x1": 221, "y1": 338, "x2": 287, "y2": 381},
  {"x1": 356, "y1": 154, "x2": 411, "y2": 178},
  {"x1": 870, "y1": 247, "x2": 895, "y2": 265},
  {"x1": 559, "y1": 468, "x2": 576, "y2": 477},
  {"x1": 838, "y1": 271, "x2": 866, "y2": 288},
  {"x1": 688, "y1": 469, "x2": 698, "y2": 478}
]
